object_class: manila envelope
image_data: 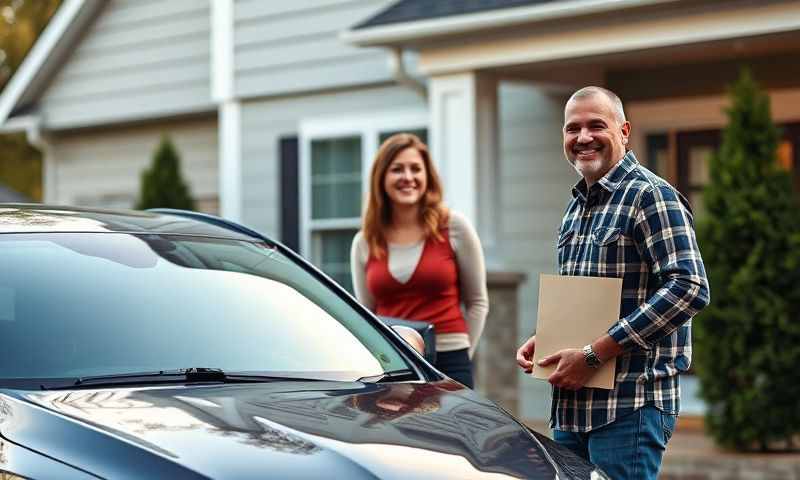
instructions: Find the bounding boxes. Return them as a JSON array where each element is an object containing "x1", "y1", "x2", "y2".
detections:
[{"x1": 532, "y1": 274, "x2": 622, "y2": 389}]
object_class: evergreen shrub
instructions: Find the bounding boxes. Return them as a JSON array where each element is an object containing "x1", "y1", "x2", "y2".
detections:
[
  {"x1": 136, "y1": 136, "x2": 195, "y2": 211},
  {"x1": 695, "y1": 70, "x2": 800, "y2": 451}
]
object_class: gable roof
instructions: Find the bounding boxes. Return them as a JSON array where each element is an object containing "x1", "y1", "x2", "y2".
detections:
[
  {"x1": 0, "y1": 0, "x2": 105, "y2": 127},
  {"x1": 342, "y1": 0, "x2": 679, "y2": 47}
]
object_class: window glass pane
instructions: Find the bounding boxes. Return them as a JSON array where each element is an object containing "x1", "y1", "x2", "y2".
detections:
[
  {"x1": 379, "y1": 128, "x2": 428, "y2": 145},
  {"x1": 688, "y1": 146, "x2": 713, "y2": 186},
  {"x1": 311, "y1": 137, "x2": 361, "y2": 219},
  {"x1": 778, "y1": 140, "x2": 794, "y2": 172},
  {"x1": 645, "y1": 134, "x2": 669, "y2": 179},
  {"x1": 0, "y1": 233, "x2": 410, "y2": 382},
  {"x1": 314, "y1": 229, "x2": 358, "y2": 293}
]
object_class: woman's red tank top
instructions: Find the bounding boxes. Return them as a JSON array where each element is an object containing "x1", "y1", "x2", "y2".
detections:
[{"x1": 365, "y1": 228, "x2": 467, "y2": 335}]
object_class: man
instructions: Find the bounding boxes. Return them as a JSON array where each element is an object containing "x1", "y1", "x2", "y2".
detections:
[{"x1": 516, "y1": 86, "x2": 709, "y2": 479}]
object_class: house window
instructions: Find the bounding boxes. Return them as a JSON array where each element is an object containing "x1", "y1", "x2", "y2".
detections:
[
  {"x1": 676, "y1": 130, "x2": 720, "y2": 220},
  {"x1": 300, "y1": 111, "x2": 428, "y2": 292},
  {"x1": 308, "y1": 136, "x2": 362, "y2": 292},
  {"x1": 645, "y1": 133, "x2": 670, "y2": 179},
  {"x1": 673, "y1": 122, "x2": 800, "y2": 219},
  {"x1": 310, "y1": 137, "x2": 362, "y2": 221}
]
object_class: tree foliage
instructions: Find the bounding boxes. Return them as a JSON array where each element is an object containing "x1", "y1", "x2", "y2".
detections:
[
  {"x1": 695, "y1": 70, "x2": 800, "y2": 451},
  {"x1": 0, "y1": 0, "x2": 61, "y2": 201},
  {"x1": 136, "y1": 136, "x2": 195, "y2": 211}
]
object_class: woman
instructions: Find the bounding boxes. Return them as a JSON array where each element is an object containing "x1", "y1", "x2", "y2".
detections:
[{"x1": 350, "y1": 133, "x2": 489, "y2": 388}]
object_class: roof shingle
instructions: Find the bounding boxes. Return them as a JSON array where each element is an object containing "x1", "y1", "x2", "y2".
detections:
[{"x1": 353, "y1": 0, "x2": 562, "y2": 30}]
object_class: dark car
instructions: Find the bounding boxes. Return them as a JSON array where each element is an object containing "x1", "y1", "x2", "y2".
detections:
[{"x1": 0, "y1": 205, "x2": 606, "y2": 479}]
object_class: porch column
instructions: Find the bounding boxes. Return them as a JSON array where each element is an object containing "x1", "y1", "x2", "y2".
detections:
[
  {"x1": 211, "y1": 0, "x2": 242, "y2": 221},
  {"x1": 23, "y1": 122, "x2": 57, "y2": 204},
  {"x1": 428, "y1": 72, "x2": 499, "y2": 247},
  {"x1": 41, "y1": 136, "x2": 57, "y2": 204}
]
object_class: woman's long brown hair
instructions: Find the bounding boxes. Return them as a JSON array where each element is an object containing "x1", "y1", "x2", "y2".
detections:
[{"x1": 363, "y1": 133, "x2": 448, "y2": 259}]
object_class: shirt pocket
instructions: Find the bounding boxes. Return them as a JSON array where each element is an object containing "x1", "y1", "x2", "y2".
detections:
[
  {"x1": 591, "y1": 226, "x2": 622, "y2": 275},
  {"x1": 556, "y1": 229, "x2": 575, "y2": 269}
]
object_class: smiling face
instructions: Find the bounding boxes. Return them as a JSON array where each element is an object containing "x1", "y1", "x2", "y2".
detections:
[
  {"x1": 383, "y1": 147, "x2": 428, "y2": 208},
  {"x1": 563, "y1": 93, "x2": 631, "y2": 185}
]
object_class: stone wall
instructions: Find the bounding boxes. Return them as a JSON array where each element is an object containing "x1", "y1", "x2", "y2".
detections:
[{"x1": 474, "y1": 271, "x2": 526, "y2": 416}]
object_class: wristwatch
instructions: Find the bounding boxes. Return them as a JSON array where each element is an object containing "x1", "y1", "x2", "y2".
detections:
[{"x1": 582, "y1": 344, "x2": 602, "y2": 369}]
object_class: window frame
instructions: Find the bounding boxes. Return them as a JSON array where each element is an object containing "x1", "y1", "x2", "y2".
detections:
[{"x1": 298, "y1": 110, "x2": 428, "y2": 268}]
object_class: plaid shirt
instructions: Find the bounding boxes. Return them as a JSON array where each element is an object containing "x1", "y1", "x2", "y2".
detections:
[{"x1": 552, "y1": 151, "x2": 710, "y2": 433}]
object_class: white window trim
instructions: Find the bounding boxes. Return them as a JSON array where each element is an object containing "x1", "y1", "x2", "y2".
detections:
[{"x1": 299, "y1": 109, "x2": 428, "y2": 262}]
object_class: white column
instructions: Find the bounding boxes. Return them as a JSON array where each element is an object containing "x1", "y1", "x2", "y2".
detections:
[
  {"x1": 218, "y1": 102, "x2": 242, "y2": 221},
  {"x1": 23, "y1": 121, "x2": 57, "y2": 204},
  {"x1": 41, "y1": 138, "x2": 57, "y2": 204},
  {"x1": 211, "y1": 0, "x2": 241, "y2": 221},
  {"x1": 429, "y1": 72, "x2": 498, "y2": 246}
]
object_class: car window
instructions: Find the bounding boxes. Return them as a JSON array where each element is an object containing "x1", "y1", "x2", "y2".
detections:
[{"x1": 0, "y1": 233, "x2": 411, "y2": 383}]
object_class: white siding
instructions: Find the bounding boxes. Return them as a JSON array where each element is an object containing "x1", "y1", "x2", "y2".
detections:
[
  {"x1": 495, "y1": 82, "x2": 575, "y2": 421},
  {"x1": 239, "y1": 85, "x2": 426, "y2": 237},
  {"x1": 40, "y1": 0, "x2": 214, "y2": 130},
  {"x1": 50, "y1": 117, "x2": 218, "y2": 211},
  {"x1": 233, "y1": 0, "x2": 395, "y2": 99}
]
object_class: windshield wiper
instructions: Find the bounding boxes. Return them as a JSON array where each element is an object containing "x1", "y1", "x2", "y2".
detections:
[
  {"x1": 74, "y1": 367, "x2": 225, "y2": 386},
  {"x1": 42, "y1": 368, "x2": 324, "y2": 390},
  {"x1": 357, "y1": 368, "x2": 418, "y2": 383}
]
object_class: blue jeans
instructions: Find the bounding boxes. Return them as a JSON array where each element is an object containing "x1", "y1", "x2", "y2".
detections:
[
  {"x1": 435, "y1": 348, "x2": 474, "y2": 388},
  {"x1": 553, "y1": 406, "x2": 677, "y2": 479}
]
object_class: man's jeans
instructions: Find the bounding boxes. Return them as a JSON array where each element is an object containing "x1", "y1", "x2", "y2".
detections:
[{"x1": 553, "y1": 406, "x2": 677, "y2": 479}]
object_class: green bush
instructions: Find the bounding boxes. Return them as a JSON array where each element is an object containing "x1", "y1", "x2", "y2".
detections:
[
  {"x1": 695, "y1": 70, "x2": 800, "y2": 451},
  {"x1": 136, "y1": 136, "x2": 195, "y2": 211}
]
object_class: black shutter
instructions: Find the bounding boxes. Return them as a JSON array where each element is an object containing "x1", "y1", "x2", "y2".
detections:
[{"x1": 279, "y1": 136, "x2": 300, "y2": 252}]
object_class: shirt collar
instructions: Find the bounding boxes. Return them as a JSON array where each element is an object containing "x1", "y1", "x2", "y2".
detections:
[{"x1": 571, "y1": 150, "x2": 639, "y2": 202}]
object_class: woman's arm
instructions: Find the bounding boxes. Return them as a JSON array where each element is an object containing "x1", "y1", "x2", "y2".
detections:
[
  {"x1": 350, "y1": 231, "x2": 376, "y2": 311},
  {"x1": 449, "y1": 212, "x2": 489, "y2": 358}
]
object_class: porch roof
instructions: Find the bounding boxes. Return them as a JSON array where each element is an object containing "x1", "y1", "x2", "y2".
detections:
[{"x1": 344, "y1": 0, "x2": 800, "y2": 77}]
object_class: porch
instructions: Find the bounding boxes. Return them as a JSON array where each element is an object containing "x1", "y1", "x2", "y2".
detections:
[{"x1": 345, "y1": 0, "x2": 800, "y2": 432}]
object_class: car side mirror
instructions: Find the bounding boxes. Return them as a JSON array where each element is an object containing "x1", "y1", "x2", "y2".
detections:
[{"x1": 391, "y1": 325, "x2": 425, "y2": 356}]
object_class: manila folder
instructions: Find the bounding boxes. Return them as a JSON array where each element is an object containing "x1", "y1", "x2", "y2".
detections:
[{"x1": 532, "y1": 274, "x2": 622, "y2": 390}]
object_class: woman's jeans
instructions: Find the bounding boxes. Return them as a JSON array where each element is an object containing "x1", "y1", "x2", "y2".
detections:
[
  {"x1": 553, "y1": 406, "x2": 677, "y2": 479},
  {"x1": 435, "y1": 348, "x2": 474, "y2": 388}
]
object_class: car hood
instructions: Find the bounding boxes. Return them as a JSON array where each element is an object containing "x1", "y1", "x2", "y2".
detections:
[{"x1": 0, "y1": 381, "x2": 597, "y2": 479}]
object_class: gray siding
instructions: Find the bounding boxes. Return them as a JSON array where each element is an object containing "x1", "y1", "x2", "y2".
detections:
[
  {"x1": 495, "y1": 82, "x2": 575, "y2": 421},
  {"x1": 50, "y1": 117, "x2": 218, "y2": 211},
  {"x1": 239, "y1": 85, "x2": 426, "y2": 237},
  {"x1": 233, "y1": 0, "x2": 395, "y2": 99},
  {"x1": 40, "y1": 0, "x2": 213, "y2": 130}
]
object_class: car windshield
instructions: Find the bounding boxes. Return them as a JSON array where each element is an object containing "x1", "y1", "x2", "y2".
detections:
[{"x1": 0, "y1": 233, "x2": 411, "y2": 385}]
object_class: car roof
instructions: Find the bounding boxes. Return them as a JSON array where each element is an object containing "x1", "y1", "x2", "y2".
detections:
[{"x1": 0, "y1": 204, "x2": 262, "y2": 242}]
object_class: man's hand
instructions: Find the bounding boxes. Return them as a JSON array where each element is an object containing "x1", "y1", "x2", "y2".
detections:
[
  {"x1": 538, "y1": 348, "x2": 595, "y2": 390},
  {"x1": 516, "y1": 335, "x2": 536, "y2": 373}
]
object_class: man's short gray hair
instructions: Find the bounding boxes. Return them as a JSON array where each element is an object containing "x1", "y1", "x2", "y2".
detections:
[{"x1": 567, "y1": 86, "x2": 626, "y2": 123}]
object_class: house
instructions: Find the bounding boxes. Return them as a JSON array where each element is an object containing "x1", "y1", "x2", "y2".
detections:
[{"x1": 1, "y1": 0, "x2": 799, "y2": 424}]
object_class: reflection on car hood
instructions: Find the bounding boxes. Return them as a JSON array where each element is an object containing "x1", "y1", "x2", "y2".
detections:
[{"x1": 0, "y1": 381, "x2": 596, "y2": 479}]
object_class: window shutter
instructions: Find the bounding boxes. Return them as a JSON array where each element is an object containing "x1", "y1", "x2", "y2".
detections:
[{"x1": 279, "y1": 136, "x2": 299, "y2": 252}]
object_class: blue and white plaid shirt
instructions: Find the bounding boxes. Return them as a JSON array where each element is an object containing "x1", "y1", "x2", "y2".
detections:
[{"x1": 552, "y1": 151, "x2": 710, "y2": 433}]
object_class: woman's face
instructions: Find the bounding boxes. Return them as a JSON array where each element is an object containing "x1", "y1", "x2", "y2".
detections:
[{"x1": 383, "y1": 147, "x2": 428, "y2": 208}]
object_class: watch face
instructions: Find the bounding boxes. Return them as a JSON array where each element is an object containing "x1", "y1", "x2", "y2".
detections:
[{"x1": 583, "y1": 346, "x2": 600, "y2": 368}]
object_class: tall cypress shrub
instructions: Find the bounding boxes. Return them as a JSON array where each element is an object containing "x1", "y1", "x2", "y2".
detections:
[
  {"x1": 136, "y1": 136, "x2": 195, "y2": 210},
  {"x1": 695, "y1": 70, "x2": 800, "y2": 451}
]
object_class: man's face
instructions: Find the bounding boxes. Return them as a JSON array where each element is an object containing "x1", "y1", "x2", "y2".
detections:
[{"x1": 563, "y1": 94, "x2": 631, "y2": 185}]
